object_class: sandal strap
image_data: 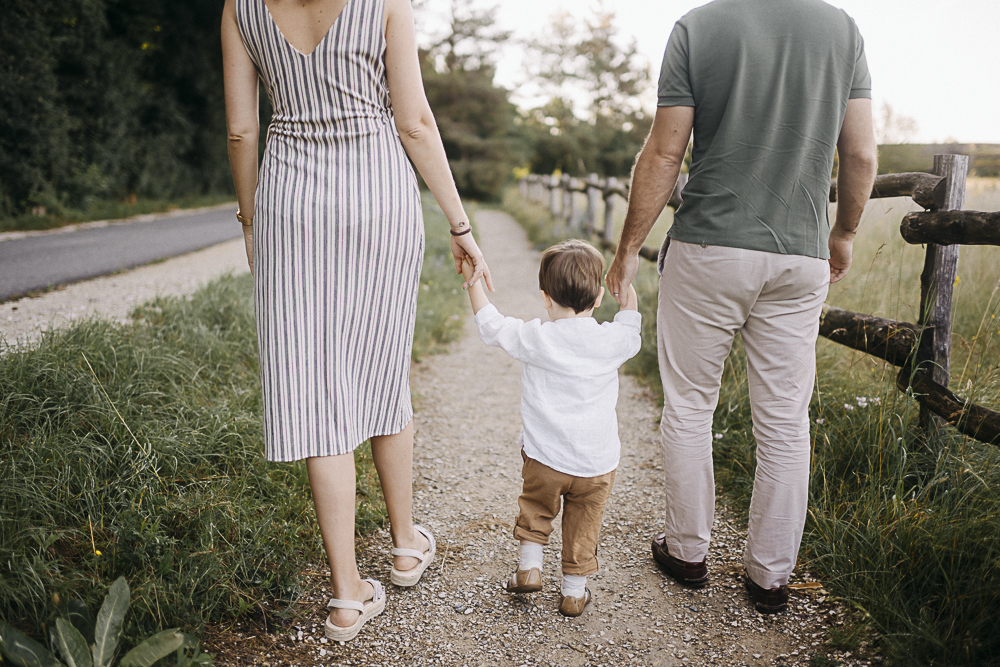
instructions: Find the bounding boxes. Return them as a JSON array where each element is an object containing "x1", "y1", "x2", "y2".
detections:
[
  {"x1": 327, "y1": 597, "x2": 363, "y2": 612},
  {"x1": 391, "y1": 525, "x2": 436, "y2": 560},
  {"x1": 327, "y1": 579, "x2": 384, "y2": 612},
  {"x1": 391, "y1": 547, "x2": 426, "y2": 558}
]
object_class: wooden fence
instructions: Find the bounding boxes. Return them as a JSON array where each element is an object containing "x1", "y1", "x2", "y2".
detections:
[{"x1": 519, "y1": 156, "x2": 1000, "y2": 446}]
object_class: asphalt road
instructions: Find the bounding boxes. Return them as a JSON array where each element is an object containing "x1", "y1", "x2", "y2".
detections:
[{"x1": 0, "y1": 205, "x2": 242, "y2": 302}]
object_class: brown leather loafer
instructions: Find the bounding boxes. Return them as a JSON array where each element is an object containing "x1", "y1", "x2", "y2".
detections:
[
  {"x1": 651, "y1": 533, "x2": 709, "y2": 588},
  {"x1": 743, "y1": 571, "x2": 789, "y2": 614},
  {"x1": 504, "y1": 567, "x2": 542, "y2": 593},
  {"x1": 557, "y1": 588, "x2": 591, "y2": 617}
]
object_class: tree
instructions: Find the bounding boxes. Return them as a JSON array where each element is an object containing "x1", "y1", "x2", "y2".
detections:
[
  {"x1": 417, "y1": 0, "x2": 522, "y2": 200},
  {"x1": 523, "y1": 7, "x2": 652, "y2": 177},
  {"x1": 0, "y1": 0, "x2": 232, "y2": 218}
]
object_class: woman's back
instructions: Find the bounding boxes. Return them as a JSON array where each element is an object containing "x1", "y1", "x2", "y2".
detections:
[{"x1": 236, "y1": 0, "x2": 394, "y2": 144}]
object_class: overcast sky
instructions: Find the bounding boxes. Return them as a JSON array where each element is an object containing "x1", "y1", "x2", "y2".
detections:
[{"x1": 416, "y1": 0, "x2": 999, "y2": 144}]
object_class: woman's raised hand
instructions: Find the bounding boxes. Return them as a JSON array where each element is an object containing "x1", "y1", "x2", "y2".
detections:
[{"x1": 451, "y1": 232, "x2": 494, "y2": 292}]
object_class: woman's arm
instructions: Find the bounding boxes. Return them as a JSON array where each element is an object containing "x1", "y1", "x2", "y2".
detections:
[
  {"x1": 222, "y1": 0, "x2": 260, "y2": 272},
  {"x1": 383, "y1": 0, "x2": 493, "y2": 292}
]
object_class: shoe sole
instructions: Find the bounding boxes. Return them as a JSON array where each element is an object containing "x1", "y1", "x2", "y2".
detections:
[
  {"x1": 390, "y1": 552, "x2": 435, "y2": 587},
  {"x1": 652, "y1": 557, "x2": 709, "y2": 588},
  {"x1": 504, "y1": 583, "x2": 542, "y2": 594},
  {"x1": 324, "y1": 593, "x2": 387, "y2": 642}
]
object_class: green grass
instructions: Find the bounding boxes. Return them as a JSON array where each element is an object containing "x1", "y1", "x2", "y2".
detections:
[
  {"x1": 0, "y1": 194, "x2": 237, "y2": 234},
  {"x1": 0, "y1": 195, "x2": 466, "y2": 647},
  {"x1": 504, "y1": 182, "x2": 1000, "y2": 666}
]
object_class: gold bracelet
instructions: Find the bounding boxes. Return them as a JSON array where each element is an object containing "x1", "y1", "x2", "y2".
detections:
[{"x1": 237, "y1": 209, "x2": 253, "y2": 227}]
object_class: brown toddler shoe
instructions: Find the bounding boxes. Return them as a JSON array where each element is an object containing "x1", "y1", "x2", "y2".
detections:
[
  {"x1": 557, "y1": 588, "x2": 591, "y2": 617},
  {"x1": 651, "y1": 533, "x2": 709, "y2": 588},
  {"x1": 504, "y1": 567, "x2": 542, "y2": 593}
]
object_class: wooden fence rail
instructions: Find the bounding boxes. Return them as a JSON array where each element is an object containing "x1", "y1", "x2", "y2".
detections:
[{"x1": 519, "y1": 154, "x2": 1000, "y2": 446}]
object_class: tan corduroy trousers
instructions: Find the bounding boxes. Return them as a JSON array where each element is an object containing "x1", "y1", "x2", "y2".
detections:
[
  {"x1": 657, "y1": 240, "x2": 829, "y2": 589},
  {"x1": 514, "y1": 451, "x2": 616, "y2": 576}
]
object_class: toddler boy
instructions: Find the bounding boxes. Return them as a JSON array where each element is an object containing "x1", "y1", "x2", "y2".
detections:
[{"x1": 462, "y1": 239, "x2": 640, "y2": 616}]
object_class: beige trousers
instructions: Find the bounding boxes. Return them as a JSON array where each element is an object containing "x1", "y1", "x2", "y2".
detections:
[
  {"x1": 514, "y1": 452, "x2": 616, "y2": 576},
  {"x1": 657, "y1": 240, "x2": 829, "y2": 589}
]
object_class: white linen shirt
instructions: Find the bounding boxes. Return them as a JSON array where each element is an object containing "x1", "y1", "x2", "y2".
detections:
[{"x1": 474, "y1": 303, "x2": 642, "y2": 477}]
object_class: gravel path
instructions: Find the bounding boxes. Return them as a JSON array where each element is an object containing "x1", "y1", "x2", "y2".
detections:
[{"x1": 206, "y1": 211, "x2": 870, "y2": 667}]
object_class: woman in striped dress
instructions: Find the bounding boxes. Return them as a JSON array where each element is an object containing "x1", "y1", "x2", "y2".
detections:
[{"x1": 221, "y1": 0, "x2": 493, "y2": 641}]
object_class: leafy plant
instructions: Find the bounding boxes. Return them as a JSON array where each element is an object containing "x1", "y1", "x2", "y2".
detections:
[{"x1": 0, "y1": 578, "x2": 211, "y2": 667}]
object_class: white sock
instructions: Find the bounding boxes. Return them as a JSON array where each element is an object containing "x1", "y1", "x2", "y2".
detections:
[
  {"x1": 561, "y1": 574, "x2": 587, "y2": 598},
  {"x1": 519, "y1": 542, "x2": 543, "y2": 571}
]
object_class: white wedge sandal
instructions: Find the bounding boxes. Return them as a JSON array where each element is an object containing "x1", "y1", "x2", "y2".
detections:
[
  {"x1": 390, "y1": 524, "x2": 436, "y2": 587},
  {"x1": 324, "y1": 578, "x2": 386, "y2": 642}
]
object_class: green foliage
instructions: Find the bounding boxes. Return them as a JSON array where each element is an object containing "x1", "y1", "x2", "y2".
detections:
[
  {"x1": 0, "y1": 578, "x2": 208, "y2": 667},
  {"x1": 417, "y1": 0, "x2": 523, "y2": 200},
  {"x1": 412, "y1": 196, "x2": 469, "y2": 360},
  {"x1": 522, "y1": 9, "x2": 652, "y2": 177},
  {"x1": 0, "y1": 1, "x2": 235, "y2": 218}
]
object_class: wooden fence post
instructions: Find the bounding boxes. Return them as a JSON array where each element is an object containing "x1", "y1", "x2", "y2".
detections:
[
  {"x1": 549, "y1": 176, "x2": 561, "y2": 217},
  {"x1": 603, "y1": 177, "x2": 618, "y2": 244},
  {"x1": 562, "y1": 174, "x2": 573, "y2": 224},
  {"x1": 585, "y1": 173, "x2": 600, "y2": 236},
  {"x1": 914, "y1": 153, "x2": 969, "y2": 436}
]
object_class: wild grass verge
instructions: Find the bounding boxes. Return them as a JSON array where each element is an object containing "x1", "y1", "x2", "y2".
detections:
[
  {"x1": 0, "y1": 195, "x2": 466, "y2": 647},
  {"x1": 501, "y1": 184, "x2": 1000, "y2": 666}
]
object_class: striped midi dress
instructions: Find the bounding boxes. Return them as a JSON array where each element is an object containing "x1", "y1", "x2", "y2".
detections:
[{"x1": 236, "y1": 0, "x2": 424, "y2": 462}]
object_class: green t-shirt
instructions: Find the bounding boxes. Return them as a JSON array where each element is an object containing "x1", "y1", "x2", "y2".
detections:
[{"x1": 658, "y1": 0, "x2": 871, "y2": 259}]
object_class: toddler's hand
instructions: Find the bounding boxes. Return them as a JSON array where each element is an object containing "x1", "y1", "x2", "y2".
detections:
[
  {"x1": 620, "y1": 284, "x2": 638, "y2": 311},
  {"x1": 461, "y1": 258, "x2": 476, "y2": 286}
]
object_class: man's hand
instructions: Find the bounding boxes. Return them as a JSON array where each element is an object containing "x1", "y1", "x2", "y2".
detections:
[
  {"x1": 606, "y1": 253, "x2": 640, "y2": 307},
  {"x1": 828, "y1": 228, "x2": 854, "y2": 283}
]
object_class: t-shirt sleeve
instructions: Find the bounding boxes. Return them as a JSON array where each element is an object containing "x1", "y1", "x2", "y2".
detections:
[
  {"x1": 611, "y1": 310, "x2": 643, "y2": 362},
  {"x1": 849, "y1": 24, "x2": 872, "y2": 99},
  {"x1": 657, "y1": 22, "x2": 695, "y2": 107},
  {"x1": 474, "y1": 303, "x2": 528, "y2": 360}
]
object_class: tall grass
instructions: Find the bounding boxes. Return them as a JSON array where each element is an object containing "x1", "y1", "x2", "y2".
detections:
[
  {"x1": 502, "y1": 180, "x2": 1000, "y2": 666},
  {"x1": 0, "y1": 195, "x2": 466, "y2": 644}
]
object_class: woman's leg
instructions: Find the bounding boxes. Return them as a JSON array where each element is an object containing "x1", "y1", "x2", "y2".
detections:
[
  {"x1": 371, "y1": 420, "x2": 429, "y2": 571},
  {"x1": 307, "y1": 453, "x2": 373, "y2": 628}
]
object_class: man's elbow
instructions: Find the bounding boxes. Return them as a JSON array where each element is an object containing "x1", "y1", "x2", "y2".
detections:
[{"x1": 840, "y1": 146, "x2": 878, "y2": 177}]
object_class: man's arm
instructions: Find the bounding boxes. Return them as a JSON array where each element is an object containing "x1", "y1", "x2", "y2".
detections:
[
  {"x1": 830, "y1": 98, "x2": 878, "y2": 283},
  {"x1": 605, "y1": 106, "x2": 694, "y2": 305}
]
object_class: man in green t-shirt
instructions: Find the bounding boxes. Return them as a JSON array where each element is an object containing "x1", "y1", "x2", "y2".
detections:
[{"x1": 606, "y1": 0, "x2": 877, "y2": 613}]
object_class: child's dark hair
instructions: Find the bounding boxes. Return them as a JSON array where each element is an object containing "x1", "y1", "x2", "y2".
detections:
[{"x1": 538, "y1": 240, "x2": 605, "y2": 313}]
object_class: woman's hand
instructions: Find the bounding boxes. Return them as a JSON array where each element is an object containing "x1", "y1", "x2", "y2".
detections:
[
  {"x1": 451, "y1": 233, "x2": 494, "y2": 292},
  {"x1": 243, "y1": 225, "x2": 254, "y2": 276}
]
